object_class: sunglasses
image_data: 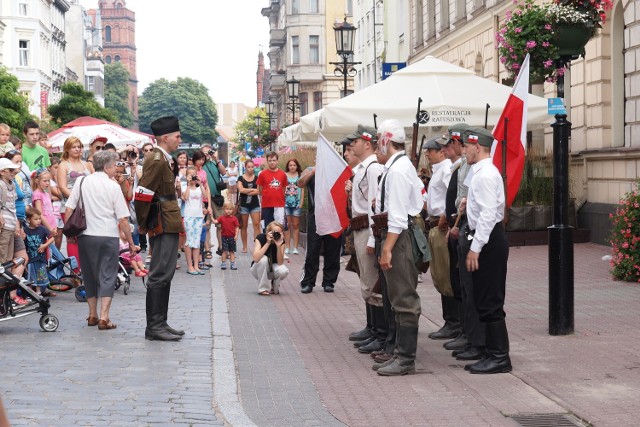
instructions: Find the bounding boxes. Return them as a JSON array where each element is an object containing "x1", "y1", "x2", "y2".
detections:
[
  {"x1": 116, "y1": 161, "x2": 127, "y2": 167},
  {"x1": 94, "y1": 146, "x2": 104, "y2": 151}
]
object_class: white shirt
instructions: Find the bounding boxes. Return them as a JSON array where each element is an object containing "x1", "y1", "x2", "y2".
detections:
[
  {"x1": 65, "y1": 172, "x2": 130, "y2": 238},
  {"x1": 351, "y1": 154, "x2": 384, "y2": 248},
  {"x1": 183, "y1": 186, "x2": 204, "y2": 218},
  {"x1": 426, "y1": 158, "x2": 452, "y2": 216},
  {"x1": 467, "y1": 158, "x2": 505, "y2": 253},
  {"x1": 375, "y1": 151, "x2": 424, "y2": 234},
  {"x1": 455, "y1": 156, "x2": 471, "y2": 210}
]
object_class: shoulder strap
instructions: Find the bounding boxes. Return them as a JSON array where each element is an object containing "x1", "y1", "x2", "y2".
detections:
[{"x1": 380, "y1": 154, "x2": 405, "y2": 212}]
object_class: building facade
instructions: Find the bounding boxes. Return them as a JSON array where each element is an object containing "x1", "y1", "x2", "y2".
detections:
[
  {"x1": 407, "y1": 0, "x2": 639, "y2": 243},
  {"x1": 262, "y1": 0, "x2": 353, "y2": 131},
  {"x1": 93, "y1": 0, "x2": 138, "y2": 127},
  {"x1": 0, "y1": 0, "x2": 73, "y2": 118}
]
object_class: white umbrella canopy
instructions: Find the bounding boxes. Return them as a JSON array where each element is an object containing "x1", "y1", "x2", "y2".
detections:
[
  {"x1": 48, "y1": 116, "x2": 152, "y2": 152},
  {"x1": 318, "y1": 56, "x2": 551, "y2": 136}
]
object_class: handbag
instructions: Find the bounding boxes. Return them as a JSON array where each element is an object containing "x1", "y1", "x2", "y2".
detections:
[
  {"x1": 62, "y1": 178, "x2": 87, "y2": 238},
  {"x1": 216, "y1": 180, "x2": 227, "y2": 191},
  {"x1": 212, "y1": 194, "x2": 225, "y2": 208}
]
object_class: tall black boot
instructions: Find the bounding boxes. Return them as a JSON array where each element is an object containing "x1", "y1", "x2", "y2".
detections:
[
  {"x1": 444, "y1": 298, "x2": 467, "y2": 350},
  {"x1": 161, "y1": 285, "x2": 184, "y2": 336},
  {"x1": 358, "y1": 306, "x2": 386, "y2": 353},
  {"x1": 469, "y1": 319, "x2": 512, "y2": 374},
  {"x1": 145, "y1": 288, "x2": 181, "y2": 341},
  {"x1": 377, "y1": 325, "x2": 418, "y2": 376},
  {"x1": 349, "y1": 304, "x2": 373, "y2": 341},
  {"x1": 429, "y1": 295, "x2": 461, "y2": 339}
]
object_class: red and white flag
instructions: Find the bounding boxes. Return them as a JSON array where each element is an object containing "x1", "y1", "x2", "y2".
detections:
[
  {"x1": 315, "y1": 134, "x2": 352, "y2": 238},
  {"x1": 491, "y1": 53, "x2": 529, "y2": 208}
]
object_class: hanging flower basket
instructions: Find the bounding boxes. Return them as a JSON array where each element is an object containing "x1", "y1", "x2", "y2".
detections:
[{"x1": 555, "y1": 24, "x2": 594, "y2": 59}]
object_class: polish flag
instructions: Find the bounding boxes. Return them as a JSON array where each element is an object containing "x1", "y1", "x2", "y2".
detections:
[
  {"x1": 315, "y1": 134, "x2": 353, "y2": 238},
  {"x1": 491, "y1": 53, "x2": 529, "y2": 208}
]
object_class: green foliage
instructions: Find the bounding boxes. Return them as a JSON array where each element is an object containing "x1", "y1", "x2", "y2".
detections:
[
  {"x1": 232, "y1": 108, "x2": 273, "y2": 153},
  {"x1": 104, "y1": 63, "x2": 134, "y2": 128},
  {"x1": 512, "y1": 150, "x2": 554, "y2": 207},
  {"x1": 609, "y1": 181, "x2": 640, "y2": 282},
  {"x1": 48, "y1": 82, "x2": 117, "y2": 124},
  {"x1": 138, "y1": 77, "x2": 218, "y2": 144},
  {"x1": 0, "y1": 67, "x2": 35, "y2": 135}
]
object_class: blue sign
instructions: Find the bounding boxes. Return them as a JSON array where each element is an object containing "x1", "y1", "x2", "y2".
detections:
[
  {"x1": 245, "y1": 142, "x2": 251, "y2": 151},
  {"x1": 382, "y1": 62, "x2": 407, "y2": 80},
  {"x1": 548, "y1": 98, "x2": 566, "y2": 115},
  {"x1": 255, "y1": 147, "x2": 264, "y2": 156}
]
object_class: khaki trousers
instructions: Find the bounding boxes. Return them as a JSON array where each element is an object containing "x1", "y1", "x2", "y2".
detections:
[
  {"x1": 428, "y1": 227, "x2": 453, "y2": 297},
  {"x1": 353, "y1": 228, "x2": 382, "y2": 306}
]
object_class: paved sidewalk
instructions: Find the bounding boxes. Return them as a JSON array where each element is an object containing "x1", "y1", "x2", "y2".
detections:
[
  {"x1": 3, "y1": 241, "x2": 640, "y2": 426},
  {"x1": 220, "y1": 242, "x2": 640, "y2": 427}
]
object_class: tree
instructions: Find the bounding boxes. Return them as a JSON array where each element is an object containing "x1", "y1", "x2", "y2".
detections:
[
  {"x1": 48, "y1": 82, "x2": 117, "y2": 125},
  {"x1": 138, "y1": 77, "x2": 218, "y2": 144},
  {"x1": 0, "y1": 67, "x2": 34, "y2": 135},
  {"x1": 232, "y1": 108, "x2": 273, "y2": 154},
  {"x1": 104, "y1": 63, "x2": 134, "y2": 128}
]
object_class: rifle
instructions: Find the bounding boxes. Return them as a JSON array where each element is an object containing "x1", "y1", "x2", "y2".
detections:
[
  {"x1": 373, "y1": 113, "x2": 378, "y2": 128},
  {"x1": 414, "y1": 135, "x2": 426, "y2": 169},
  {"x1": 411, "y1": 97, "x2": 422, "y2": 167}
]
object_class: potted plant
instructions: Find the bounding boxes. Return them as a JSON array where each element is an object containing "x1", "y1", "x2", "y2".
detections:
[{"x1": 496, "y1": 0, "x2": 613, "y2": 83}]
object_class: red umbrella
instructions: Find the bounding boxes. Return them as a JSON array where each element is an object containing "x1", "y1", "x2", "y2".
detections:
[{"x1": 47, "y1": 116, "x2": 153, "y2": 151}]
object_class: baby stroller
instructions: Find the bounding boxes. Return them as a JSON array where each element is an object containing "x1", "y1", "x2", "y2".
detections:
[
  {"x1": 115, "y1": 249, "x2": 147, "y2": 295},
  {"x1": 0, "y1": 258, "x2": 59, "y2": 332},
  {"x1": 47, "y1": 245, "x2": 83, "y2": 292}
]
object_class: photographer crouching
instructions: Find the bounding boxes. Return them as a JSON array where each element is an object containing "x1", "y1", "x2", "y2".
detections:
[{"x1": 251, "y1": 221, "x2": 289, "y2": 296}]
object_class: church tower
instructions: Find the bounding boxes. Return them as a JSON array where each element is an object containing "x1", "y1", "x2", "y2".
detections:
[{"x1": 99, "y1": 0, "x2": 138, "y2": 127}]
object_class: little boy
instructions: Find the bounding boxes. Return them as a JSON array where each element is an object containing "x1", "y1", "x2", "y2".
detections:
[{"x1": 213, "y1": 202, "x2": 240, "y2": 270}]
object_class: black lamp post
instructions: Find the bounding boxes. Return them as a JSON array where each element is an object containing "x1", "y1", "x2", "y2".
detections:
[
  {"x1": 330, "y1": 17, "x2": 361, "y2": 98},
  {"x1": 264, "y1": 98, "x2": 274, "y2": 130},
  {"x1": 548, "y1": 54, "x2": 578, "y2": 336},
  {"x1": 286, "y1": 76, "x2": 300, "y2": 123}
]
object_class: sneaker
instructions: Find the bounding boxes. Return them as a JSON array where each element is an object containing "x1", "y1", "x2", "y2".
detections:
[
  {"x1": 145, "y1": 256, "x2": 152, "y2": 264},
  {"x1": 285, "y1": 248, "x2": 290, "y2": 255},
  {"x1": 283, "y1": 253, "x2": 289, "y2": 260},
  {"x1": 417, "y1": 274, "x2": 424, "y2": 283},
  {"x1": 293, "y1": 248, "x2": 299, "y2": 255},
  {"x1": 230, "y1": 263, "x2": 238, "y2": 271},
  {"x1": 220, "y1": 263, "x2": 227, "y2": 270}
]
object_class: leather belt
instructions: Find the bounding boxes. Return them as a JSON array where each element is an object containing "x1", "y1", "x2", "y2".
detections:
[
  {"x1": 350, "y1": 214, "x2": 369, "y2": 231},
  {"x1": 157, "y1": 194, "x2": 177, "y2": 202}
]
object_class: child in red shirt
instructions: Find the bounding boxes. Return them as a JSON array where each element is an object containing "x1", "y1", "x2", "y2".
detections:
[{"x1": 213, "y1": 202, "x2": 240, "y2": 270}]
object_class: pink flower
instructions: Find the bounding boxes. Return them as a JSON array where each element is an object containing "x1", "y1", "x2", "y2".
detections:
[
  {"x1": 545, "y1": 24, "x2": 552, "y2": 30},
  {"x1": 514, "y1": 27, "x2": 522, "y2": 33},
  {"x1": 526, "y1": 41, "x2": 536, "y2": 48},
  {"x1": 542, "y1": 42, "x2": 550, "y2": 47},
  {"x1": 544, "y1": 59, "x2": 554, "y2": 67},
  {"x1": 512, "y1": 63, "x2": 520, "y2": 69}
]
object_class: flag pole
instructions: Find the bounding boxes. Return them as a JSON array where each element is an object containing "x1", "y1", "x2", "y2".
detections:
[
  {"x1": 484, "y1": 103, "x2": 490, "y2": 129},
  {"x1": 501, "y1": 117, "x2": 509, "y2": 223}
]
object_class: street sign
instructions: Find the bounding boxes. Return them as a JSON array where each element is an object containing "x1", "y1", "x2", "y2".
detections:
[{"x1": 548, "y1": 98, "x2": 566, "y2": 115}]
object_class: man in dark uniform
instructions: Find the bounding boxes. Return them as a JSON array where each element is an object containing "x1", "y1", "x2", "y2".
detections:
[
  {"x1": 461, "y1": 126, "x2": 512, "y2": 374},
  {"x1": 135, "y1": 116, "x2": 185, "y2": 342}
]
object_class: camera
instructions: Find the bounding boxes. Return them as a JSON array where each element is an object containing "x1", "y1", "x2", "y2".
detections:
[
  {"x1": 127, "y1": 150, "x2": 137, "y2": 159},
  {"x1": 272, "y1": 231, "x2": 281, "y2": 241},
  {"x1": 191, "y1": 175, "x2": 199, "y2": 181}
]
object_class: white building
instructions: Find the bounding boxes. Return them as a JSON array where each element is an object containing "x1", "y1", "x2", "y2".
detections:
[{"x1": 0, "y1": 0, "x2": 72, "y2": 118}]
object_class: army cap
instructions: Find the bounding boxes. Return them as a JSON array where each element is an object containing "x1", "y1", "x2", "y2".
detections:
[
  {"x1": 464, "y1": 127, "x2": 494, "y2": 148},
  {"x1": 346, "y1": 124, "x2": 377, "y2": 143},
  {"x1": 448, "y1": 123, "x2": 471, "y2": 142},
  {"x1": 424, "y1": 135, "x2": 448, "y2": 150}
]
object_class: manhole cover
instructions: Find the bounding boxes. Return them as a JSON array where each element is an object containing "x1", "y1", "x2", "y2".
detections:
[{"x1": 509, "y1": 413, "x2": 590, "y2": 427}]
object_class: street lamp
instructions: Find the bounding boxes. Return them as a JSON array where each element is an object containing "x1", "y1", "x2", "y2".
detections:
[
  {"x1": 330, "y1": 17, "x2": 361, "y2": 98},
  {"x1": 286, "y1": 76, "x2": 300, "y2": 123},
  {"x1": 264, "y1": 98, "x2": 274, "y2": 130}
]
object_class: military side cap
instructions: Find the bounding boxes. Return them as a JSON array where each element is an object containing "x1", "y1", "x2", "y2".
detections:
[
  {"x1": 150, "y1": 116, "x2": 180, "y2": 137},
  {"x1": 340, "y1": 137, "x2": 352, "y2": 145},
  {"x1": 448, "y1": 123, "x2": 471, "y2": 141},
  {"x1": 424, "y1": 135, "x2": 447, "y2": 150},
  {"x1": 464, "y1": 127, "x2": 494, "y2": 148},
  {"x1": 346, "y1": 124, "x2": 377, "y2": 143}
]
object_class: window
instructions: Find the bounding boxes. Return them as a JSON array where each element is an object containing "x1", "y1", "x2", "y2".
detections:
[
  {"x1": 19, "y1": 1, "x2": 28, "y2": 16},
  {"x1": 114, "y1": 55, "x2": 121, "y2": 62},
  {"x1": 18, "y1": 40, "x2": 29, "y2": 67},
  {"x1": 292, "y1": 0, "x2": 299, "y2": 14},
  {"x1": 416, "y1": 0, "x2": 424, "y2": 47},
  {"x1": 347, "y1": 0, "x2": 353, "y2": 15},
  {"x1": 299, "y1": 92, "x2": 308, "y2": 117},
  {"x1": 87, "y1": 76, "x2": 95, "y2": 92},
  {"x1": 105, "y1": 26, "x2": 112, "y2": 42},
  {"x1": 313, "y1": 91, "x2": 322, "y2": 111},
  {"x1": 292, "y1": 36, "x2": 299, "y2": 64},
  {"x1": 105, "y1": 55, "x2": 112, "y2": 64},
  {"x1": 310, "y1": 0, "x2": 319, "y2": 13},
  {"x1": 309, "y1": 35, "x2": 319, "y2": 64}
]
